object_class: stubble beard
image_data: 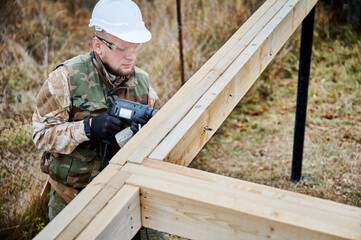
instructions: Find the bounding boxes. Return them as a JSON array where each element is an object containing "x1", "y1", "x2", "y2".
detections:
[{"x1": 103, "y1": 61, "x2": 135, "y2": 78}]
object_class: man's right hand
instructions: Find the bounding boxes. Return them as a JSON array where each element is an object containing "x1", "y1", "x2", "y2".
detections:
[{"x1": 90, "y1": 111, "x2": 123, "y2": 141}]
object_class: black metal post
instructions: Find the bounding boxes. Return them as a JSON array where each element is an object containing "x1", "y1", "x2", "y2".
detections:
[
  {"x1": 176, "y1": 0, "x2": 185, "y2": 85},
  {"x1": 291, "y1": 6, "x2": 316, "y2": 182}
]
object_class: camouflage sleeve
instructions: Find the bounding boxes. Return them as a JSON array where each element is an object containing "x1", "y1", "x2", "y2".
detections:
[
  {"x1": 32, "y1": 67, "x2": 89, "y2": 154},
  {"x1": 148, "y1": 86, "x2": 162, "y2": 110}
]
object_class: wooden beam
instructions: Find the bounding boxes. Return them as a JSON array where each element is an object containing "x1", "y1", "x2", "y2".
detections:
[
  {"x1": 39, "y1": 159, "x2": 361, "y2": 240},
  {"x1": 148, "y1": 0, "x2": 318, "y2": 165},
  {"x1": 110, "y1": 0, "x2": 280, "y2": 165},
  {"x1": 76, "y1": 184, "x2": 141, "y2": 240},
  {"x1": 34, "y1": 164, "x2": 129, "y2": 239},
  {"x1": 122, "y1": 160, "x2": 361, "y2": 240}
]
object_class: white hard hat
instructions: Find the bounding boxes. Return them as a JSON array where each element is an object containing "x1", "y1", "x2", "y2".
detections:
[{"x1": 89, "y1": 0, "x2": 151, "y2": 43}]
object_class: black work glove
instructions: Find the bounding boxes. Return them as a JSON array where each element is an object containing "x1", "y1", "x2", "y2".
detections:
[
  {"x1": 130, "y1": 116, "x2": 147, "y2": 135},
  {"x1": 90, "y1": 111, "x2": 123, "y2": 141}
]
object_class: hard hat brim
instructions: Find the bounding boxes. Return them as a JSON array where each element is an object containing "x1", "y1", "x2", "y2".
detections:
[
  {"x1": 89, "y1": 21, "x2": 152, "y2": 44},
  {"x1": 112, "y1": 29, "x2": 152, "y2": 44}
]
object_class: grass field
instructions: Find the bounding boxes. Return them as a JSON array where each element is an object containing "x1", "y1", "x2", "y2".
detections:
[{"x1": 0, "y1": 0, "x2": 360, "y2": 239}]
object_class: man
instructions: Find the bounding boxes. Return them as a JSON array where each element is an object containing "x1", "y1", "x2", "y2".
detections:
[{"x1": 33, "y1": 0, "x2": 165, "y2": 239}]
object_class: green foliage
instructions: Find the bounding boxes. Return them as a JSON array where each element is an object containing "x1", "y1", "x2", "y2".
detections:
[
  {"x1": 0, "y1": 124, "x2": 33, "y2": 149},
  {"x1": 0, "y1": 194, "x2": 49, "y2": 240}
]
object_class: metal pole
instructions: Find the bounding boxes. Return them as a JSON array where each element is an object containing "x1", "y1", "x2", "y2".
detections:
[
  {"x1": 176, "y1": 0, "x2": 185, "y2": 85},
  {"x1": 291, "y1": 6, "x2": 316, "y2": 182}
]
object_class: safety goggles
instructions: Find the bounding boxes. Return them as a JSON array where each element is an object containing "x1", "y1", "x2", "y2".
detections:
[{"x1": 94, "y1": 35, "x2": 142, "y2": 54}]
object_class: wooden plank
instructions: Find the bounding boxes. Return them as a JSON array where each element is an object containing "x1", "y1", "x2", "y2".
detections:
[
  {"x1": 110, "y1": 0, "x2": 280, "y2": 165},
  {"x1": 125, "y1": 0, "x2": 285, "y2": 164},
  {"x1": 123, "y1": 160, "x2": 361, "y2": 240},
  {"x1": 76, "y1": 184, "x2": 141, "y2": 240},
  {"x1": 149, "y1": 0, "x2": 318, "y2": 165},
  {"x1": 34, "y1": 164, "x2": 122, "y2": 239},
  {"x1": 142, "y1": 159, "x2": 359, "y2": 221},
  {"x1": 57, "y1": 171, "x2": 131, "y2": 239}
]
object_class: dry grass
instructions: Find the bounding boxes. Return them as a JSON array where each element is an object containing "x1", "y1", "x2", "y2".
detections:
[
  {"x1": 0, "y1": 0, "x2": 360, "y2": 239},
  {"x1": 0, "y1": 122, "x2": 46, "y2": 239}
]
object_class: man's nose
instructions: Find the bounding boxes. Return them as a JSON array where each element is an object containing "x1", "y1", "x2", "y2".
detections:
[{"x1": 125, "y1": 51, "x2": 137, "y2": 61}]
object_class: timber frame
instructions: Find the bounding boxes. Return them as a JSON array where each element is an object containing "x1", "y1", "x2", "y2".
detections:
[{"x1": 35, "y1": 0, "x2": 361, "y2": 239}]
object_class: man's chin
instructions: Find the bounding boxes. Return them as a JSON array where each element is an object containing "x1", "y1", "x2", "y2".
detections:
[
  {"x1": 110, "y1": 67, "x2": 134, "y2": 77},
  {"x1": 120, "y1": 67, "x2": 135, "y2": 76}
]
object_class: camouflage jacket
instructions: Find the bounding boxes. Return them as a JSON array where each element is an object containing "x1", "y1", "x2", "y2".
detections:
[{"x1": 32, "y1": 52, "x2": 160, "y2": 188}]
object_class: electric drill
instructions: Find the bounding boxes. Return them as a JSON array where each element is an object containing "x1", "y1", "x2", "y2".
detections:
[
  {"x1": 109, "y1": 97, "x2": 158, "y2": 124},
  {"x1": 101, "y1": 98, "x2": 158, "y2": 163}
]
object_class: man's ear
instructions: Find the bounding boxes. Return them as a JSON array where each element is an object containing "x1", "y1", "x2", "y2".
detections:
[{"x1": 92, "y1": 37, "x2": 102, "y2": 56}]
